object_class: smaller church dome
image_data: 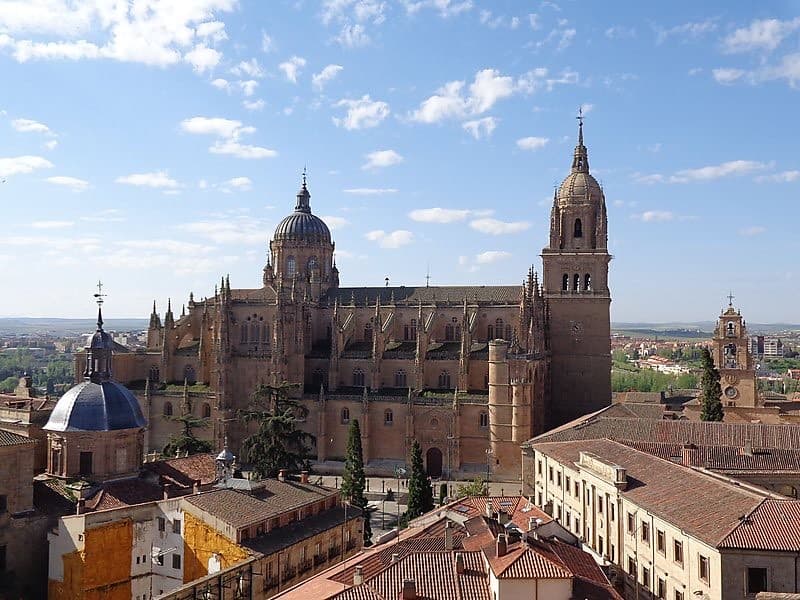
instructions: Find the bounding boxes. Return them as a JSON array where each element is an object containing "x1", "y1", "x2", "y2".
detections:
[
  {"x1": 273, "y1": 176, "x2": 331, "y2": 244},
  {"x1": 44, "y1": 380, "x2": 146, "y2": 432}
]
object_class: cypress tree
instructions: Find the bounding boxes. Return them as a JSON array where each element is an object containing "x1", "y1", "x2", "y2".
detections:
[
  {"x1": 700, "y1": 347, "x2": 724, "y2": 422},
  {"x1": 406, "y1": 440, "x2": 434, "y2": 519},
  {"x1": 342, "y1": 419, "x2": 372, "y2": 545}
]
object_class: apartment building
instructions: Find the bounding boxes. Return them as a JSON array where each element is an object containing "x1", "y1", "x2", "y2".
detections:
[{"x1": 525, "y1": 438, "x2": 800, "y2": 600}]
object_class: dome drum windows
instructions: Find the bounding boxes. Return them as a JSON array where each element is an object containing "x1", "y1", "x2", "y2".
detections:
[
  {"x1": 286, "y1": 256, "x2": 297, "y2": 278},
  {"x1": 574, "y1": 218, "x2": 583, "y2": 238}
]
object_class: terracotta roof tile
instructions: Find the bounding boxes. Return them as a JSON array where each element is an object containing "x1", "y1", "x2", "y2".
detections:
[
  {"x1": 0, "y1": 429, "x2": 36, "y2": 446},
  {"x1": 720, "y1": 500, "x2": 800, "y2": 552},
  {"x1": 143, "y1": 453, "x2": 217, "y2": 488}
]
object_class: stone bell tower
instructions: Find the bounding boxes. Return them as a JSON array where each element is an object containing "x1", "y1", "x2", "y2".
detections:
[
  {"x1": 541, "y1": 115, "x2": 612, "y2": 427},
  {"x1": 713, "y1": 296, "x2": 758, "y2": 407}
]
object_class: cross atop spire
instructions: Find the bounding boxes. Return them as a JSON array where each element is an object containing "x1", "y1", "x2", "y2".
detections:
[
  {"x1": 571, "y1": 109, "x2": 589, "y2": 174},
  {"x1": 93, "y1": 280, "x2": 107, "y2": 330},
  {"x1": 576, "y1": 106, "x2": 584, "y2": 146},
  {"x1": 728, "y1": 290, "x2": 735, "y2": 307}
]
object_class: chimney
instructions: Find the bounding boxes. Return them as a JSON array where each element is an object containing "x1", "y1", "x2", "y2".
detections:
[
  {"x1": 300, "y1": 470, "x2": 309, "y2": 484},
  {"x1": 528, "y1": 517, "x2": 542, "y2": 541},
  {"x1": 498, "y1": 510, "x2": 510, "y2": 526},
  {"x1": 278, "y1": 469, "x2": 287, "y2": 482},
  {"x1": 401, "y1": 580, "x2": 417, "y2": 600},
  {"x1": 76, "y1": 499, "x2": 85, "y2": 515},
  {"x1": 681, "y1": 443, "x2": 698, "y2": 466},
  {"x1": 193, "y1": 479, "x2": 201, "y2": 494},
  {"x1": 496, "y1": 533, "x2": 507, "y2": 558},
  {"x1": 455, "y1": 554, "x2": 465, "y2": 575},
  {"x1": 485, "y1": 501, "x2": 494, "y2": 519},
  {"x1": 444, "y1": 520, "x2": 453, "y2": 550},
  {"x1": 743, "y1": 439, "x2": 754, "y2": 457},
  {"x1": 391, "y1": 553, "x2": 400, "y2": 564},
  {"x1": 163, "y1": 483, "x2": 172, "y2": 500},
  {"x1": 353, "y1": 565, "x2": 364, "y2": 586}
]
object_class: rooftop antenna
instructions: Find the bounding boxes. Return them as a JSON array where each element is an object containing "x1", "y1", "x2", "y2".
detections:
[
  {"x1": 425, "y1": 263, "x2": 430, "y2": 288},
  {"x1": 385, "y1": 277, "x2": 389, "y2": 288}
]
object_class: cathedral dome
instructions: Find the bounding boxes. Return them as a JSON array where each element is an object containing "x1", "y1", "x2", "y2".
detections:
[
  {"x1": 44, "y1": 380, "x2": 146, "y2": 432},
  {"x1": 557, "y1": 171, "x2": 603, "y2": 207},
  {"x1": 273, "y1": 177, "x2": 331, "y2": 244}
]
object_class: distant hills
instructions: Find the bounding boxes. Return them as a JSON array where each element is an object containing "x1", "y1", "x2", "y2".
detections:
[
  {"x1": 0, "y1": 318, "x2": 149, "y2": 335},
  {"x1": 613, "y1": 322, "x2": 800, "y2": 336}
]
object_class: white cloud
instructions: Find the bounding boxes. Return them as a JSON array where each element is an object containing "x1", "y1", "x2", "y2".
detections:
[
  {"x1": 31, "y1": 220, "x2": 74, "y2": 229},
  {"x1": 261, "y1": 31, "x2": 273, "y2": 52},
  {"x1": 670, "y1": 160, "x2": 768, "y2": 183},
  {"x1": 475, "y1": 250, "x2": 511, "y2": 264},
  {"x1": 516, "y1": 136, "x2": 549, "y2": 151},
  {"x1": 401, "y1": 0, "x2": 473, "y2": 18},
  {"x1": 333, "y1": 95, "x2": 390, "y2": 130},
  {"x1": 221, "y1": 176, "x2": 252, "y2": 191},
  {"x1": 11, "y1": 118, "x2": 52, "y2": 134},
  {"x1": 184, "y1": 44, "x2": 220, "y2": 73},
  {"x1": 755, "y1": 170, "x2": 800, "y2": 183},
  {"x1": 209, "y1": 139, "x2": 277, "y2": 159},
  {"x1": 410, "y1": 69, "x2": 517, "y2": 123},
  {"x1": 363, "y1": 149, "x2": 403, "y2": 170},
  {"x1": 479, "y1": 10, "x2": 519, "y2": 29},
  {"x1": 320, "y1": 215, "x2": 350, "y2": 230},
  {"x1": 115, "y1": 171, "x2": 179, "y2": 189},
  {"x1": 605, "y1": 25, "x2": 636, "y2": 39},
  {"x1": 712, "y1": 68, "x2": 745, "y2": 85},
  {"x1": 238, "y1": 79, "x2": 258, "y2": 96},
  {"x1": 336, "y1": 23, "x2": 371, "y2": 47},
  {"x1": 343, "y1": 187, "x2": 398, "y2": 195},
  {"x1": 176, "y1": 219, "x2": 265, "y2": 245},
  {"x1": 757, "y1": 52, "x2": 800, "y2": 88},
  {"x1": 739, "y1": 226, "x2": 766, "y2": 236},
  {"x1": 46, "y1": 175, "x2": 89, "y2": 191},
  {"x1": 231, "y1": 58, "x2": 264, "y2": 78},
  {"x1": 0, "y1": 155, "x2": 53, "y2": 177},
  {"x1": 0, "y1": 1, "x2": 237, "y2": 69},
  {"x1": 242, "y1": 99, "x2": 265, "y2": 111},
  {"x1": 469, "y1": 218, "x2": 530, "y2": 235},
  {"x1": 180, "y1": 116, "x2": 277, "y2": 159},
  {"x1": 279, "y1": 56, "x2": 306, "y2": 83},
  {"x1": 409, "y1": 208, "x2": 472, "y2": 223},
  {"x1": 723, "y1": 18, "x2": 800, "y2": 54},
  {"x1": 636, "y1": 210, "x2": 673, "y2": 222},
  {"x1": 365, "y1": 229, "x2": 414, "y2": 248},
  {"x1": 44, "y1": 139, "x2": 58, "y2": 151},
  {"x1": 462, "y1": 116, "x2": 497, "y2": 139},
  {"x1": 80, "y1": 209, "x2": 125, "y2": 223},
  {"x1": 632, "y1": 172, "x2": 665, "y2": 184},
  {"x1": 211, "y1": 78, "x2": 230, "y2": 91},
  {"x1": 655, "y1": 19, "x2": 717, "y2": 44},
  {"x1": 312, "y1": 64, "x2": 344, "y2": 90}
]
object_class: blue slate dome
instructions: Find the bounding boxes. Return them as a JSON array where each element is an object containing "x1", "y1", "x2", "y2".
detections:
[
  {"x1": 44, "y1": 380, "x2": 147, "y2": 432},
  {"x1": 273, "y1": 177, "x2": 331, "y2": 244}
]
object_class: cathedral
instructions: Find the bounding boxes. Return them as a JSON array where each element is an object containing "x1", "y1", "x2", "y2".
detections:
[{"x1": 85, "y1": 120, "x2": 612, "y2": 480}]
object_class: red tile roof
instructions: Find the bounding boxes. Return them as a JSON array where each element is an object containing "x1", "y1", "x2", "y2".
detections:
[
  {"x1": 143, "y1": 453, "x2": 217, "y2": 488},
  {"x1": 720, "y1": 500, "x2": 800, "y2": 552}
]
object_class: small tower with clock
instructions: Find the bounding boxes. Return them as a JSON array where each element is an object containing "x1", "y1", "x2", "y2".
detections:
[
  {"x1": 541, "y1": 112, "x2": 612, "y2": 427},
  {"x1": 712, "y1": 294, "x2": 759, "y2": 407}
]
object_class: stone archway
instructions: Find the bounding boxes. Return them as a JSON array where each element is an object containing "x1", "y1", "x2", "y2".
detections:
[{"x1": 426, "y1": 447, "x2": 443, "y2": 478}]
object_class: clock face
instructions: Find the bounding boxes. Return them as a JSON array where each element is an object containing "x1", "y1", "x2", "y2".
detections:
[{"x1": 724, "y1": 386, "x2": 738, "y2": 399}]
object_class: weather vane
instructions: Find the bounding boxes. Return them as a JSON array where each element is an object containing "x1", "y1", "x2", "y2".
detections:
[
  {"x1": 93, "y1": 280, "x2": 106, "y2": 307},
  {"x1": 576, "y1": 106, "x2": 584, "y2": 127}
]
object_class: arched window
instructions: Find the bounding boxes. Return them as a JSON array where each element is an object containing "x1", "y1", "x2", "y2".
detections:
[
  {"x1": 184, "y1": 365, "x2": 196, "y2": 384},
  {"x1": 505, "y1": 325, "x2": 512, "y2": 341},
  {"x1": 364, "y1": 323, "x2": 373, "y2": 343},
  {"x1": 574, "y1": 273, "x2": 581, "y2": 292},
  {"x1": 163, "y1": 401, "x2": 173, "y2": 417},
  {"x1": 404, "y1": 319, "x2": 417, "y2": 341},
  {"x1": 149, "y1": 366, "x2": 160, "y2": 383},
  {"x1": 574, "y1": 218, "x2": 583, "y2": 238},
  {"x1": 438, "y1": 371, "x2": 451, "y2": 389},
  {"x1": 341, "y1": 407, "x2": 350, "y2": 424},
  {"x1": 496, "y1": 319, "x2": 504, "y2": 340},
  {"x1": 562, "y1": 274, "x2": 569, "y2": 292},
  {"x1": 480, "y1": 412, "x2": 489, "y2": 428},
  {"x1": 455, "y1": 324, "x2": 462, "y2": 341},
  {"x1": 251, "y1": 322, "x2": 259, "y2": 343},
  {"x1": 724, "y1": 344, "x2": 737, "y2": 368},
  {"x1": 395, "y1": 370, "x2": 407, "y2": 388},
  {"x1": 727, "y1": 322, "x2": 735, "y2": 337},
  {"x1": 352, "y1": 368, "x2": 365, "y2": 387},
  {"x1": 445, "y1": 324, "x2": 455, "y2": 341},
  {"x1": 286, "y1": 256, "x2": 296, "y2": 278},
  {"x1": 201, "y1": 403, "x2": 211, "y2": 419},
  {"x1": 262, "y1": 324, "x2": 271, "y2": 344},
  {"x1": 307, "y1": 255, "x2": 318, "y2": 273},
  {"x1": 384, "y1": 409, "x2": 393, "y2": 425},
  {"x1": 584, "y1": 274, "x2": 592, "y2": 292},
  {"x1": 240, "y1": 324, "x2": 248, "y2": 344}
]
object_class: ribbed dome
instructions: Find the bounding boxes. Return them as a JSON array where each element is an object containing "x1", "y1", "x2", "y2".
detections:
[
  {"x1": 274, "y1": 211, "x2": 331, "y2": 243},
  {"x1": 44, "y1": 380, "x2": 147, "y2": 432},
  {"x1": 557, "y1": 171, "x2": 603, "y2": 207},
  {"x1": 273, "y1": 176, "x2": 331, "y2": 243}
]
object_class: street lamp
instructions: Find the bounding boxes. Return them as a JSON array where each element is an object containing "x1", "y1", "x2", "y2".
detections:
[{"x1": 394, "y1": 464, "x2": 406, "y2": 545}]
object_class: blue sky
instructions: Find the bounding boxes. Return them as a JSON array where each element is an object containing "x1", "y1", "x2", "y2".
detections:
[{"x1": 0, "y1": 0, "x2": 798, "y2": 322}]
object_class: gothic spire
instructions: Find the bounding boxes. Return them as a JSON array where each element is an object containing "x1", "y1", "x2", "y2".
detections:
[{"x1": 571, "y1": 107, "x2": 589, "y2": 174}]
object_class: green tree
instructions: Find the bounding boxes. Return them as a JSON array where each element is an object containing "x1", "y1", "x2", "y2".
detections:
[
  {"x1": 341, "y1": 419, "x2": 372, "y2": 545},
  {"x1": 454, "y1": 477, "x2": 487, "y2": 499},
  {"x1": 700, "y1": 347, "x2": 724, "y2": 422},
  {"x1": 406, "y1": 440, "x2": 434, "y2": 520},
  {"x1": 0, "y1": 376, "x2": 18, "y2": 393},
  {"x1": 239, "y1": 383, "x2": 315, "y2": 479},
  {"x1": 163, "y1": 408, "x2": 213, "y2": 457}
]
